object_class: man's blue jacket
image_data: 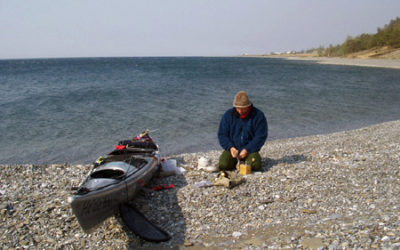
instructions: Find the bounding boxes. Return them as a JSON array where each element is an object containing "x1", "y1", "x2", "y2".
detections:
[{"x1": 218, "y1": 106, "x2": 268, "y2": 153}]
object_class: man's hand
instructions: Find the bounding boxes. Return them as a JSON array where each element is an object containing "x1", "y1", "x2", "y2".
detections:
[
  {"x1": 239, "y1": 149, "x2": 248, "y2": 159},
  {"x1": 230, "y1": 147, "x2": 239, "y2": 158}
]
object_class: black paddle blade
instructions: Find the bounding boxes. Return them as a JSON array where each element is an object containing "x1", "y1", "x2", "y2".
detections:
[{"x1": 120, "y1": 203, "x2": 171, "y2": 242}]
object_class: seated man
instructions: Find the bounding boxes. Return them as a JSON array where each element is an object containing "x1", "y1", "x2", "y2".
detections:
[{"x1": 218, "y1": 91, "x2": 268, "y2": 171}]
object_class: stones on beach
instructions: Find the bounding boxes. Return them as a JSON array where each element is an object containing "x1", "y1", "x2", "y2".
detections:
[
  {"x1": 5, "y1": 202, "x2": 16, "y2": 215},
  {"x1": 232, "y1": 231, "x2": 242, "y2": 238},
  {"x1": 183, "y1": 241, "x2": 194, "y2": 247},
  {"x1": 301, "y1": 237, "x2": 325, "y2": 249},
  {"x1": 302, "y1": 209, "x2": 318, "y2": 214},
  {"x1": 1, "y1": 121, "x2": 400, "y2": 248}
]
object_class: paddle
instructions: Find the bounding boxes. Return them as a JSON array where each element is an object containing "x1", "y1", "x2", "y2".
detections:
[{"x1": 119, "y1": 203, "x2": 171, "y2": 242}]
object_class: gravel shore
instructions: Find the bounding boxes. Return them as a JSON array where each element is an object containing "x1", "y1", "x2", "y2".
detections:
[
  {"x1": 284, "y1": 57, "x2": 400, "y2": 69},
  {"x1": 274, "y1": 56, "x2": 400, "y2": 69},
  {"x1": 1, "y1": 120, "x2": 399, "y2": 249},
  {"x1": 245, "y1": 55, "x2": 400, "y2": 69}
]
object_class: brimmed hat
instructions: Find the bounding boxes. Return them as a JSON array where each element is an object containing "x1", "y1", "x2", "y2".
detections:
[{"x1": 233, "y1": 91, "x2": 251, "y2": 108}]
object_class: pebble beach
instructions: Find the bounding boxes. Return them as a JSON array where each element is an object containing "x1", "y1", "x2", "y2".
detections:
[
  {"x1": 1, "y1": 120, "x2": 400, "y2": 249},
  {"x1": 284, "y1": 57, "x2": 400, "y2": 69},
  {"x1": 245, "y1": 55, "x2": 400, "y2": 69}
]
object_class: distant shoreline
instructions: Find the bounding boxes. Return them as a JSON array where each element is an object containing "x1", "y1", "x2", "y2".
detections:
[
  {"x1": 2, "y1": 56, "x2": 400, "y2": 69},
  {"x1": 242, "y1": 55, "x2": 400, "y2": 69}
]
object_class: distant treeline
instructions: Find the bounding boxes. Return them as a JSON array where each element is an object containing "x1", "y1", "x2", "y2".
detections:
[{"x1": 303, "y1": 17, "x2": 400, "y2": 56}]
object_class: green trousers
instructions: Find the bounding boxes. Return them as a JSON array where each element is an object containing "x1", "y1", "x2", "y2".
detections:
[{"x1": 218, "y1": 150, "x2": 262, "y2": 171}]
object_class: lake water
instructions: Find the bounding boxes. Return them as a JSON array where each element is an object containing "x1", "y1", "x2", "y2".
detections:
[{"x1": 1, "y1": 57, "x2": 399, "y2": 164}]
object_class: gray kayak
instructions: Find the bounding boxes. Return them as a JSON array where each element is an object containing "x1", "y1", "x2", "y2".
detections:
[{"x1": 69, "y1": 152, "x2": 160, "y2": 233}]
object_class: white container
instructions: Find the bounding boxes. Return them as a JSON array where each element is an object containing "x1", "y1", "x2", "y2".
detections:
[{"x1": 198, "y1": 157, "x2": 218, "y2": 172}]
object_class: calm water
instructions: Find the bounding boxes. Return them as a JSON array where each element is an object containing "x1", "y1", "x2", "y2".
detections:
[{"x1": 1, "y1": 57, "x2": 399, "y2": 164}]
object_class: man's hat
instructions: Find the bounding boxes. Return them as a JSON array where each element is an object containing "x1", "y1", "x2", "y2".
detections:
[{"x1": 233, "y1": 91, "x2": 251, "y2": 108}]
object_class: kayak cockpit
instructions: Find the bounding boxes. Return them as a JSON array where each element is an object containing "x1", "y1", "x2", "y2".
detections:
[
  {"x1": 76, "y1": 160, "x2": 147, "y2": 194},
  {"x1": 92, "y1": 161, "x2": 135, "y2": 178}
]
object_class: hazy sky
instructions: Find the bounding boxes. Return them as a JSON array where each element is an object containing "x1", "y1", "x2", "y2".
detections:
[{"x1": 1, "y1": 0, "x2": 399, "y2": 59}]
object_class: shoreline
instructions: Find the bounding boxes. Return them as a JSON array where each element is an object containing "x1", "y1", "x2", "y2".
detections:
[
  {"x1": 1, "y1": 120, "x2": 400, "y2": 248},
  {"x1": 243, "y1": 55, "x2": 400, "y2": 69}
]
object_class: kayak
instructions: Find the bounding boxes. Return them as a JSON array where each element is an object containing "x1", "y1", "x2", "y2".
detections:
[{"x1": 69, "y1": 131, "x2": 160, "y2": 233}]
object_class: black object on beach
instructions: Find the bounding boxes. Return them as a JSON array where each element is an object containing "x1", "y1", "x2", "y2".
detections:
[
  {"x1": 120, "y1": 203, "x2": 171, "y2": 242},
  {"x1": 69, "y1": 131, "x2": 161, "y2": 233}
]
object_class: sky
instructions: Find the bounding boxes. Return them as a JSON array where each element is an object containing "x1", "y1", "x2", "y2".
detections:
[{"x1": 1, "y1": 0, "x2": 400, "y2": 59}]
